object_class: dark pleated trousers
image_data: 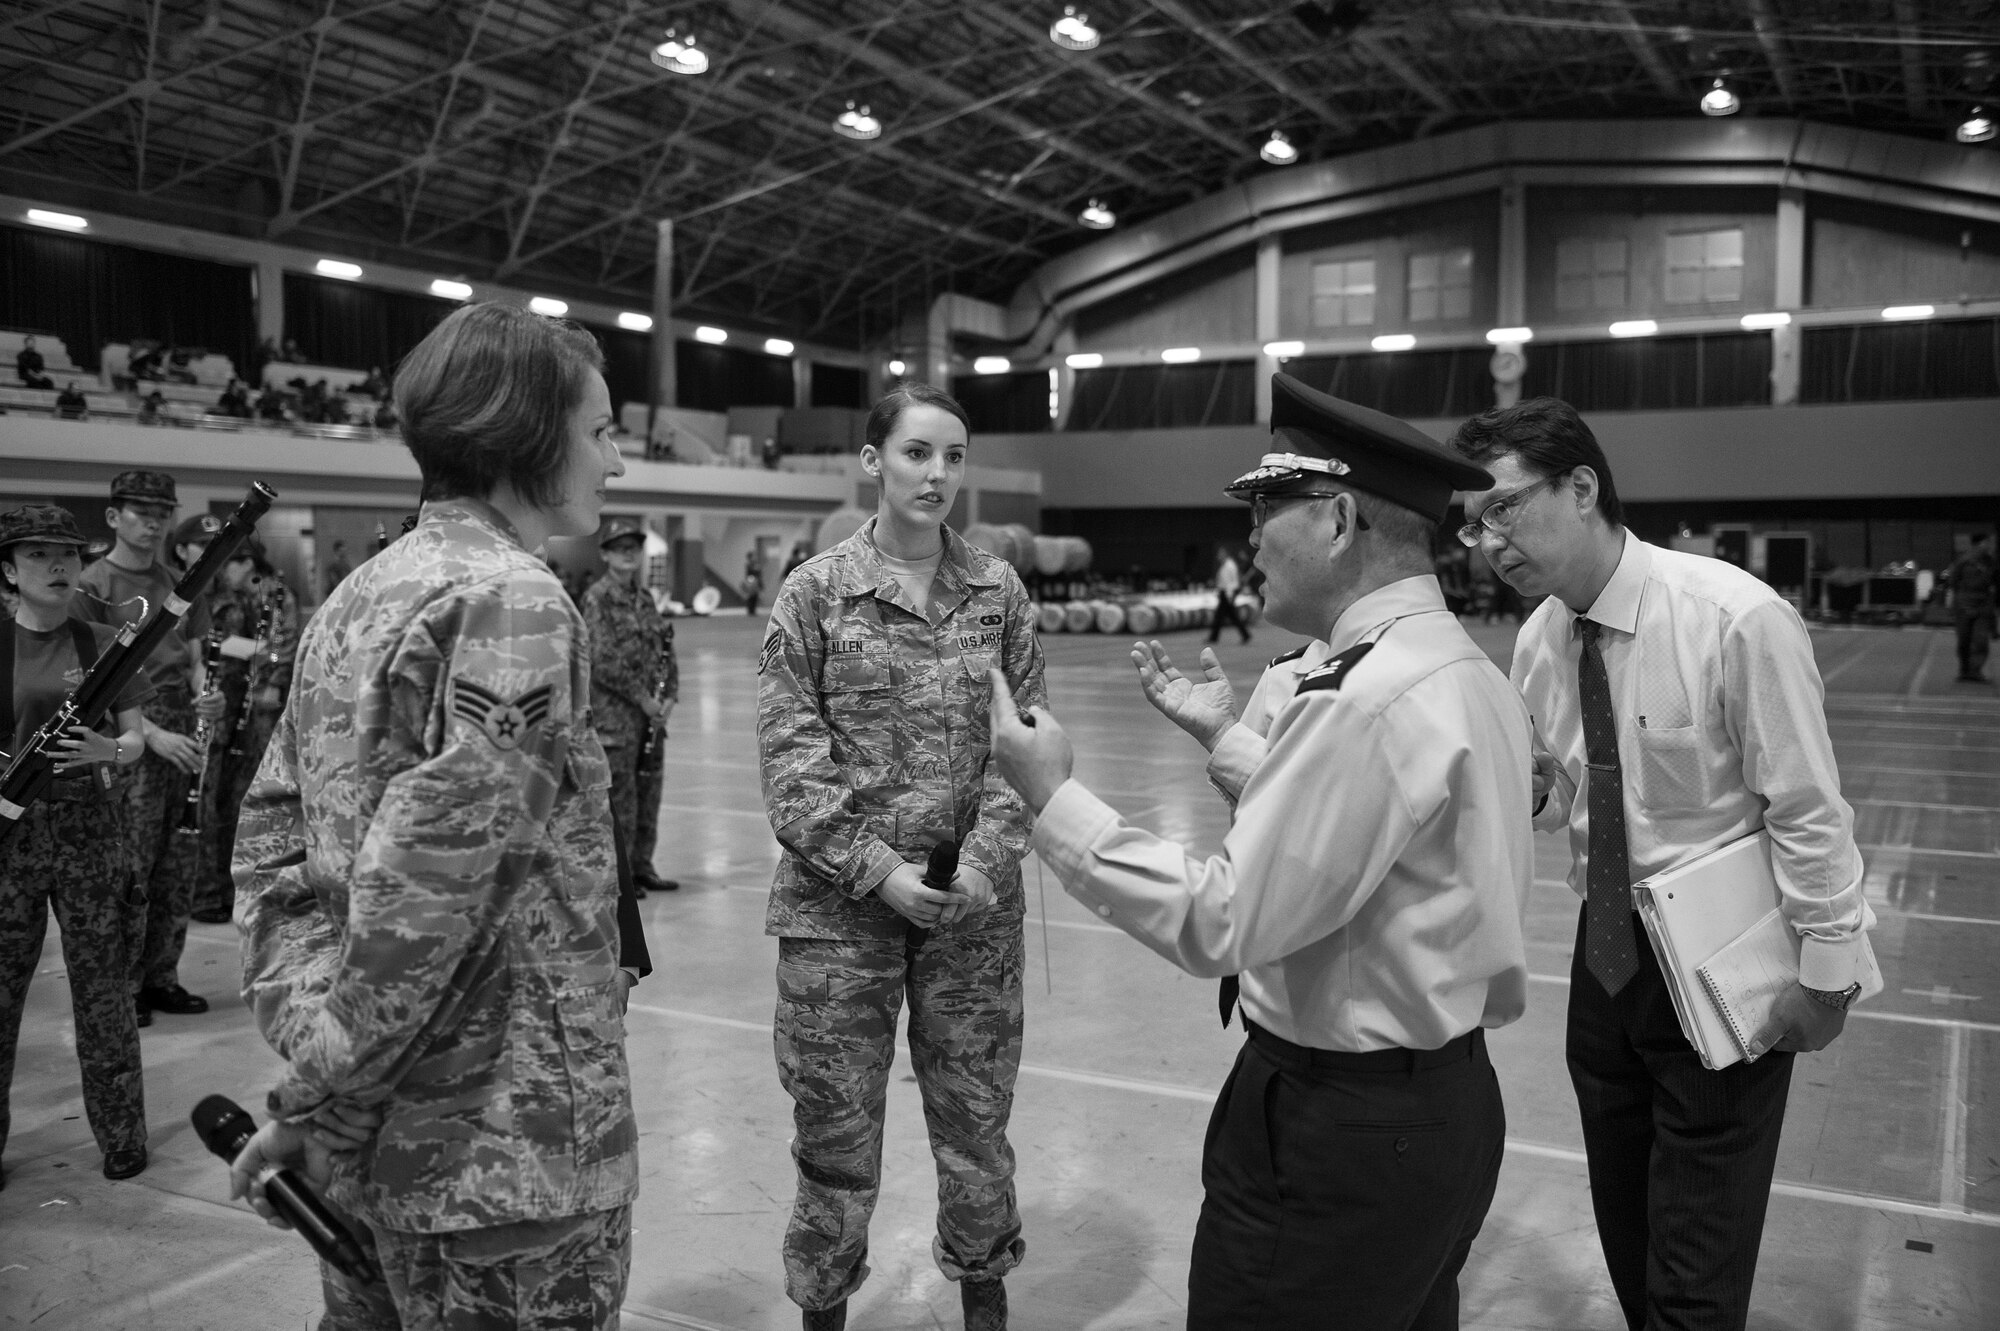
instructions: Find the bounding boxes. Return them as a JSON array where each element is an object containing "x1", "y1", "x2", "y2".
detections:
[{"x1": 1566, "y1": 904, "x2": 1795, "y2": 1331}]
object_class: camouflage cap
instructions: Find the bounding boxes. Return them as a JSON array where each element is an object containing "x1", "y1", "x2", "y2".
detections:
[
  {"x1": 109, "y1": 469, "x2": 178, "y2": 505},
  {"x1": 172, "y1": 512, "x2": 225, "y2": 547},
  {"x1": 598, "y1": 516, "x2": 647, "y2": 549},
  {"x1": 0, "y1": 504, "x2": 89, "y2": 551}
]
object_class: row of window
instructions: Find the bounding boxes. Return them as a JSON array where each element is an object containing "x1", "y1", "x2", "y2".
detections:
[{"x1": 1308, "y1": 228, "x2": 1747, "y2": 329}]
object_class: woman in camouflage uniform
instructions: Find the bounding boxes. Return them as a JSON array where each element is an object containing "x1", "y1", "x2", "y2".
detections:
[{"x1": 758, "y1": 384, "x2": 1047, "y2": 1331}]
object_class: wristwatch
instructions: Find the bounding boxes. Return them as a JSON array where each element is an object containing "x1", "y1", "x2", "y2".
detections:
[{"x1": 1802, "y1": 982, "x2": 1862, "y2": 1011}]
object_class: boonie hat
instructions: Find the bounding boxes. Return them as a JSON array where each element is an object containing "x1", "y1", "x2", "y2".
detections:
[
  {"x1": 110, "y1": 469, "x2": 178, "y2": 505},
  {"x1": 172, "y1": 513, "x2": 225, "y2": 547},
  {"x1": 1225, "y1": 374, "x2": 1493, "y2": 523},
  {"x1": 0, "y1": 504, "x2": 89, "y2": 552},
  {"x1": 598, "y1": 516, "x2": 647, "y2": 549}
]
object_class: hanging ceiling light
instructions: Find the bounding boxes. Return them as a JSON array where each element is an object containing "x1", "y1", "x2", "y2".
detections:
[
  {"x1": 650, "y1": 28, "x2": 707, "y2": 75},
  {"x1": 1049, "y1": 6, "x2": 1099, "y2": 51},
  {"x1": 833, "y1": 102, "x2": 882, "y2": 140},
  {"x1": 1078, "y1": 198, "x2": 1115, "y2": 229},
  {"x1": 1259, "y1": 131, "x2": 1298, "y2": 166},
  {"x1": 1957, "y1": 106, "x2": 1997, "y2": 143},
  {"x1": 1699, "y1": 76, "x2": 1740, "y2": 117}
]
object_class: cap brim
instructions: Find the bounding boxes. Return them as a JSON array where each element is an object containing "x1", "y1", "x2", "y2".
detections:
[{"x1": 1223, "y1": 464, "x2": 1322, "y2": 501}]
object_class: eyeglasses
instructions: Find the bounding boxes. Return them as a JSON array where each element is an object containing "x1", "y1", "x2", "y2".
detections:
[
  {"x1": 1251, "y1": 491, "x2": 1370, "y2": 531},
  {"x1": 1455, "y1": 473, "x2": 1565, "y2": 548}
]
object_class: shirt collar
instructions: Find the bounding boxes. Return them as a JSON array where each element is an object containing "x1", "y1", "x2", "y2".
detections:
[
  {"x1": 1579, "y1": 528, "x2": 1648, "y2": 637},
  {"x1": 826, "y1": 518, "x2": 1000, "y2": 599},
  {"x1": 420, "y1": 497, "x2": 526, "y2": 551},
  {"x1": 1327, "y1": 574, "x2": 1447, "y2": 655}
]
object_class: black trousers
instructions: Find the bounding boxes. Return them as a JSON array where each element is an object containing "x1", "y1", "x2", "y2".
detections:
[
  {"x1": 1187, "y1": 1023, "x2": 1505, "y2": 1331},
  {"x1": 1566, "y1": 905, "x2": 1794, "y2": 1331},
  {"x1": 1955, "y1": 607, "x2": 1993, "y2": 678}
]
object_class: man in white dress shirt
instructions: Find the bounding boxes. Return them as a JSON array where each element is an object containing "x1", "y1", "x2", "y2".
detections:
[
  {"x1": 990, "y1": 374, "x2": 1537, "y2": 1331},
  {"x1": 1448, "y1": 397, "x2": 1872, "y2": 1331}
]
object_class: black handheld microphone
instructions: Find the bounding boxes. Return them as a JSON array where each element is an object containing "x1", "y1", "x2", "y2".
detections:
[
  {"x1": 923, "y1": 840, "x2": 959, "y2": 893},
  {"x1": 190, "y1": 1094, "x2": 380, "y2": 1283}
]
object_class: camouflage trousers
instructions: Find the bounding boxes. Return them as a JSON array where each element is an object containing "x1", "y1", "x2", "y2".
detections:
[
  {"x1": 126, "y1": 691, "x2": 204, "y2": 993},
  {"x1": 774, "y1": 919, "x2": 1027, "y2": 1311},
  {"x1": 0, "y1": 793, "x2": 147, "y2": 1158},
  {"x1": 600, "y1": 726, "x2": 665, "y2": 879},
  {"x1": 319, "y1": 1204, "x2": 633, "y2": 1331}
]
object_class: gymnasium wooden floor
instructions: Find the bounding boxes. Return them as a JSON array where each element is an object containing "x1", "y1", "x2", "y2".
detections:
[{"x1": 2, "y1": 612, "x2": 1995, "y2": 1330}]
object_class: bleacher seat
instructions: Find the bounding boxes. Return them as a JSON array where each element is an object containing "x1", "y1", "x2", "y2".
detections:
[
  {"x1": 101, "y1": 344, "x2": 238, "y2": 391},
  {"x1": 263, "y1": 360, "x2": 372, "y2": 393},
  {"x1": 1, "y1": 328, "x2": 81, "y2": 380},
  {"x1": 0, "y1": 386, "x2": 59, "y2": 411}
]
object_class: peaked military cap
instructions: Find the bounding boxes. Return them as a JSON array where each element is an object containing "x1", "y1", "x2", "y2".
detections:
[
  {"x1": 0, "y1": 504, "x2": 88, "y2": 551},
  {"x1": 598, "y1": 516, "x2": 647, "y2": 548},
  {"x1": 1226, "y1": 373, "x2": 1492, "y2": 523},
  {"x1": 172, "y1": 512, "x2": 225, "y2": 547},
  {"x1": 109, "y1": 469, "x2": 178, "y2": 505}
]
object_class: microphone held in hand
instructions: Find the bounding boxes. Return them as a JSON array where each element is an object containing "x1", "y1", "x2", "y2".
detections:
[
  {"x1": 922, "y1": 840, "x2": 959, "y2": 893},
  {"x1": 189, "y1": 1094, "x2": 380, "y2": 1283}
]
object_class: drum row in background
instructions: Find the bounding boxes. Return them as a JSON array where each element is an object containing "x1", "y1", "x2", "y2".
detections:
[{"x1": 1032, "y1": 591, "x2": 1263, "y2": 636}]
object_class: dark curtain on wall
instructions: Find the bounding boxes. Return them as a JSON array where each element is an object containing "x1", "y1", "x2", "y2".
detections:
[
  {"x1": 1042, "y1": 505, "x2": 1256, "y2": 580},
  {"x1": 812, "y1": 363, "x2": 866, "y2": 408},
  {"x1": 1519, "y1": 332, "x2": 1771, "y2": 411},
  {"x1": 1286, "y1": 347, "x2": 1494, "y2": 419},
  {"x1": 281, "y1": 273, "x2": 458, "y2": 373},
  {"x1": 1800, "y1": 317, "x2": 2000, "y2": 403},
  {"x1": 676, "y1": 340, "x2": 795, "y2": 411},
  {"x1": 586, "y1": 324, "x2": 650, "y2": 411},
  {"x1": 0, "y1": 224, "x2": 254, "y2": 374},
  {"x1": 1067, "y1": 361, "x2": 1256, "y2": 430},
  {"x1": 952, "y1": 370, "x2": 1050, "y2": 433}
]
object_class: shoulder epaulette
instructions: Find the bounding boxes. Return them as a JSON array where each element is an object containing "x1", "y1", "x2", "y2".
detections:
[
  {"x1": 1268, "y1": 643, "x2": 1311, "y2": 669},
  {"x1": 1295, "y1": 640, "x2": 1374, "y2": 695}
]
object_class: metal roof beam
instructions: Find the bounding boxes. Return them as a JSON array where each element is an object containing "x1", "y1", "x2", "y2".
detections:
[
  {"x1": 1891, "y1": 0, "x2": 1928, "y2": 117},
  {"x1": 1604, "y1": 0, "x2": 1679, "y2": 99},
  {"x1": 1743, "y1": 0, "x2": 1796, "y2": 107},
  {"x1": 1353, "y1": 30, "x2": 1453, "y2": 114},
  {"x1": 1143, "y1": 0, "x2": 1357, "y2": 137}
]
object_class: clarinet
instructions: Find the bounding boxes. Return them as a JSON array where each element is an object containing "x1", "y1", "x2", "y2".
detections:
[
  {"x1": 179, "y1": 629, "x2": 225, "y2": 833},
  {"x1": 225, "y1": 584, "x2": 279, "y2": 761},
  {"x1": 636, "y1": 630, "x2": 674, "y2": 778}
]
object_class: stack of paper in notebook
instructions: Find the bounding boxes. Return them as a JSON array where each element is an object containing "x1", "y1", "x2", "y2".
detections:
[{"x1": 1633, "y1": 831, "x2": 1882, "y2": 1071}]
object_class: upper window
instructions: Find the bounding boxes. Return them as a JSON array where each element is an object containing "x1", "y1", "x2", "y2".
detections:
[
  {"x1": 1555, "y1": 238, "x2": 1628, "y2": 311},
  {"x1": 1664, "y1": 228, "x2": 1744, "y2": 304},
  {"x1": 1407, "y1": 248, "x2": 1473, "y2": 322},
  {"x1": 1311, "y1": 258, "x2": 1376, "y2": 327}
]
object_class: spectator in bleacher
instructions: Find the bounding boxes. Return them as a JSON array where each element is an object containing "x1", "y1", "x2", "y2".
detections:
[
  {"x1": 15, "y1": 335, "x2": 54, "y2": 391},
  {"x1": 358, "y1": 365, "x2": 388, "y2": 399},
  {"x1": 216, "y1": 379, "x2": 251, "y2": 419},
  {"x1": 280, "y1": 334, "x2": 303, "y2": 362},
  {"x1": 55, "y1": 382, "x2": 88, "y2": 420},
  {"x1": 255, "y1": 385, "x2": 287, "y2": 422},
  {"x1": 373, "y1": 397, "x2": 399, "y2": 431},
  {"x1": 137, "y1": 391, "x2": 165, "y2": 427},
  {"x1": 254, "y1": 335, "x2": 280, "y2": 378},
  {"x1": 165, "y1": 347, "x2": 198, "y2": 385},
  {"x1": 128, "y1": 341, "x2": 163, "y2": 382}
]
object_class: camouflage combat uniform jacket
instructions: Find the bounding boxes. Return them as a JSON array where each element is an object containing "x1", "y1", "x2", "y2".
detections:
[
  {"x1": 233, "y1": 497, "x2": 638, "y2": 1232},
  {"x1": 758, "y1": 521, "x2": 1047, "y2": 941},
  {"x1": 580, "y1": 573, "x2": 675, "y2": 746}
]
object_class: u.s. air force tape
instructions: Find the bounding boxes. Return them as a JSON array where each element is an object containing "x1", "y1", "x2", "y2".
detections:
[{"x1": 165, "y1": 593, "x2": 192, "y2": 617}]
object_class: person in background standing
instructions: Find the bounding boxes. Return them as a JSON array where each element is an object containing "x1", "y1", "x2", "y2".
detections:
[
  {"x1": 583, "y1": 518, "x2": 680, "y2": 896},
  {"x1": 1204, "y1": 544, "x2": 1251, "y2": 645},
  {"x1": 743, "y1": 547, "x2": 766, "y2": 619},
  {"x1": 783, "y1": 541, "x2": 812, "y2": 583},
  {"x1": 0, "y1": 505, "x2": 153, "y2": 1187},
  {"x1": 320, "y1": 538, "x2": 352, "y2": 597},
  {"x1": 1947, "y1": 531, "x2": 1996, "y2": 683}
]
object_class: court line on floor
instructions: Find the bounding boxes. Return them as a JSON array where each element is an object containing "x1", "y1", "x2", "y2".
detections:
[
  {"x1": 1855, "y1": 842, "x2": 2000, "y2": 860},
  {"x1": 630, "y1": 1004, "x2": 2000, "y2": 1228},
  {"x1": 1855, "y1": 798, "x2": 2000, "y2": 814},
  {"x1": 1908, "y1": 633, "x2": 1944, "y2": 699},
  {"x1": 1942, "y1": 1023, "x2": 1970, "y2": 1212},
  {"x1": 1525, "y1": 972, "x2": 2000, "y2": 1033}
]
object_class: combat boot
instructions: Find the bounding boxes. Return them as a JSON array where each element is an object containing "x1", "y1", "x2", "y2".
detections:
[
  {"x1": 961, "y1": 1277, "x2": 1006, "y2": 1330},
  {"x1": 801, "y1": 1302, "x2": 845, "y2": 1331}
]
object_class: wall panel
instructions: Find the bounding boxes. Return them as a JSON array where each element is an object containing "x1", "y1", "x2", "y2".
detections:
[
  {"x1": 1073, "y1": 249, "x2": 1257, "y2": 351},
  {"x1": 1809, "y1": 197, "x2": 2000, "y2": 309},
  {"x1": 1277, "y1": 194, "x2": 1499, "y2": 339},
  {"x1": 1524, "y1": 186, "x2": 1778, "y2": 324}
]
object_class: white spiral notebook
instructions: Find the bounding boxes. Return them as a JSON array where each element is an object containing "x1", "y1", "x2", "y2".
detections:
[{"x1": 1633, "y1": 831, "x2": 1881, "y2": 1071}]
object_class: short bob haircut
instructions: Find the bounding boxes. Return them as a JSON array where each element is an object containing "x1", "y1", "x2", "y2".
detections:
[
  {"x1": 1447, "y1": 395, "x2": 1623, "y2": 526},
  {"x1": 395, "y1": 302, "x2": 605, "y2": 508},
  {"x1": 864, "y1": 382, "x2": 971, "y2": 454}
]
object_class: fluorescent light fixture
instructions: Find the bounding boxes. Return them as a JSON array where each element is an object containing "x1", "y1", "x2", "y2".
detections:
[
  {"x1": 1259, "y1": 131, "x2": 1298, "y2": 166},
  {"x1": 1956, "y1": 106, "x2": 1995, "y2": 144},
  {"x1": 1485, "y1": 327, "x2": 1534, "y2": 344},
  {"x1": 1160, "y1": 347, "x2": 1202, "y2": 363},
  {"x1": 529, "y1": 296, "x2": 568, "y2": 316},
  {"x1": 1078, "y1": 198, "x2": 1115, "y2": 230},
  {"x1": 649, "y1": 29, "x2": 708, "y2": 75},
  {"x1": 1609, "y1": 319, "x2": 1658, "y2": 338},
  {"x1": 1049, "y1": 6, "x2": 1099, "y2": 50},
  {"x1": 1699, "y1": 77, "x2": 1740, "y2": 117},
  {"x1": 694, "y1": 326, "x2": 728, "y2": 344},
  {"x1": 315, "y1": 259, "x2": 363, "y2": 281},
  {"x1": 833, "y1": 102, "x2": 882, "y2": 141},
  {"x1": 1371, "y1": 334, "x2": 1416, "y2": 352},
  {"x1": 24, "y1": 207, "x2": 87, "y2": 231},
  {"x1": 1065, "y1": 352, "x2": 1104, "y2": 370},
  {"x1": 973, "y1": 356, "x2": 1011, "y2": 375},
  {"x1": 429, "y1": 278, "x2": 473, "y2": 300},
  {"x1": 887, "y1": 359, "x2": 907, "y2": 375},
  {"x1": 1739, "y1": 311, "x2": 1791, "y2": 330},
  {"x1": 617, "y1": 311, "x2": 654, "y2": 333},
  {"x1": 764, "y1": 337, "x2": 795, "y2": 356},
  {"x1": 1881, "y1": 304, "x2": 1934, "y2": 321},
  {"x1": 1262, "y1": 340, "x2": 1305, "y2": 359}
]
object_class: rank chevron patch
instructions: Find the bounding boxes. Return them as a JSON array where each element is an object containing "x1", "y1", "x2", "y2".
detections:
[{"x1": 451, "y1": 677, "x2": 555, "y2": 751}]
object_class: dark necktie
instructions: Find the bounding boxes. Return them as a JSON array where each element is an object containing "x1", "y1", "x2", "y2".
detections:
[{"x1": 1578, "y1": 619, "x2": 1639, "y2": 995}]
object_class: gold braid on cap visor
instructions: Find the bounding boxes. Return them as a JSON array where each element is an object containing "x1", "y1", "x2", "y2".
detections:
[{"x1": 1230, "y1": 451, "x2": 1353, "y2": 488}]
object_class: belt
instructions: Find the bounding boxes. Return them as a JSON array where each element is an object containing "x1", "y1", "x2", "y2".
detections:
[{"x1": 1245, "y1": 1019, "x2": 1483, "y2": 1074}]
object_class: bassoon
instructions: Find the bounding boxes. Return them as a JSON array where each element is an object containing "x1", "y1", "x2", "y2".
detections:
[{"x1": 178, "y1": 629, "x2": 225, "y2": 832}]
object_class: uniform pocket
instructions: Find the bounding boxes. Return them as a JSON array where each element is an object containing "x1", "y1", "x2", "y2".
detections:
[
  {"x1": 822, "y1": 654, "x2": 896, "y2": 768},
  {"x1": 1634, "y1": 724, "x2": 1708, "y2": 813},
  {"x1": 553, "y1": 983, "x2": 634, "y2": 1168}
]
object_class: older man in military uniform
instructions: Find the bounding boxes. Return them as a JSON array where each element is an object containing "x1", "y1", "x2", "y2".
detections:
[
  {"x1": 991, "y1": 374, "x2": 1537, "y2": 1331},
  {"x1": 582, "y1": 517, "x2": 679, "y2": 893},
  {"x1": 76, "y1": 469, "x2": 222, "y2": 1026}
]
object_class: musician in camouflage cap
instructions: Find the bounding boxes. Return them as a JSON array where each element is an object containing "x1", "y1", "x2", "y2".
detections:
[
  {"x1": 582, "y1": 516, "x2": 679, "y2": 894},
  {"x1": 230, "y1": 302, "x2": 639, "y2": 1329},
  {"x1": 758, "y1": 383, "x2": 1046, "y2": 1331}
]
